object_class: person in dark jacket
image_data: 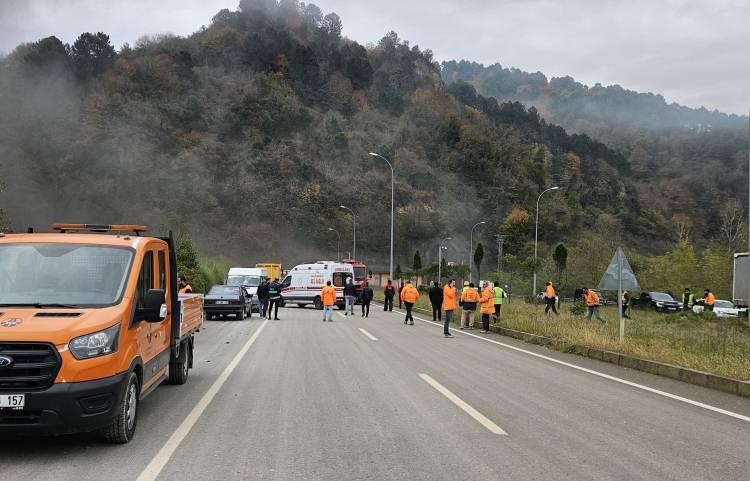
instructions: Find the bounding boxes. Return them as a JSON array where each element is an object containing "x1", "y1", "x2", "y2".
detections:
[
  {"x1": 267, "y1": 278, "x2": 281, "y2": 320},
  {"x1": 428, "y1": 281, "x2": 444, "y2": 322},
  {"x1": 257, "y1": 278, "x2": 270, "y2": 319},
  {"x1": 360, "y1": 281, "x2": 374, "y2": 317},
  {"x1": 383, "y1": 280, "x2": 396, "y2": 311},
  {"x1": 343, "y1": 277, "x2": 357, "y2": 316}
]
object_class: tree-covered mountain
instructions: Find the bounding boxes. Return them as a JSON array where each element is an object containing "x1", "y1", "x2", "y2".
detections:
[
  {"x1": 0, "y1": 1, "x2": 742, "y2": 293},
  {"x1": 442, "y1": 60, "x2": 749, "y2": 250}
]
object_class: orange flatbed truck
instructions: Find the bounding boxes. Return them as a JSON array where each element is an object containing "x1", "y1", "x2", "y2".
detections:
[{"x1": 0, "y1": 224, "x2": 203, "y2": 443}]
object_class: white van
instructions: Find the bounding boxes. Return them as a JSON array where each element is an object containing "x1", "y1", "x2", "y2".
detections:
[
  {"x1": 226, "y1": 267, "x2": 268, "y2": 312},
  {"x1": 280, "y1": 261, "x2": 354, "y2": 309}
]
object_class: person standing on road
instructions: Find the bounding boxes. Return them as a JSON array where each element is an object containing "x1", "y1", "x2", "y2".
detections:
[
  {"x1": 398, "y1": 280, "x2": 405, "y2": 309},
  {"x1": 682, "y1": 288, "x2": 695, "y2": 311},
  {"x1": 460, "y1": 282, "x2": 479, "y2": 330},
  {"x1": 343, "y1": 277, "x2": 357, "y2": 316},
  {"x1": 442, "y1": 279, "x2": 457, "y2": 337},
  {"x1": 480, "y1": 281, "x2": 495, "y2": 333},
  {"x1": 360, "y1": 281, "x2": 374, "y2": 317},
  {"x1": 704, "y1": 288, "x2": 716, "y2": 312},
  {"x1": 428, "y1": 281, "x2": 444, "y2": 323},
  {"x1": 384, "y1": 279, "x2": 396, "y2": 311},
  {"x1": 267, "y1": 278, "x2": 281, "y2": 320},
  {"x1": 257, "y1": 277, "x2": 270, "y2": 319},
  {"x1": 544, "y1": 281, "x2": 559, "y2": 316},
  {"x1": 492, "y1": 281, "x2": 505, "y2": 322},
  {"x1": 400, "y1": 280, "x2": 419, "y2": 325},
  {"x1": 321, "y1": 280, "x2": 336, "y2": 322},
  {"x1": 583, "y1": 287, "x2": 605, "y2": 322}
]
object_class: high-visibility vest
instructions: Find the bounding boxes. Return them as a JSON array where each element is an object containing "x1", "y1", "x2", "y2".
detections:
[
  {"x1": 480, "y1": 287, "x2": 495, "y2": 314},
  {"x1": 443, "y1": 286, "x2": 457, "y2": 311},
  {"x1": 493, "y1": 286, "x2": 504, "y2": 305},
  {"x1": 545, "y1": 285, "x2": 555, "y2": 299},
  {"x1": 321, "y1": 286, "x2": 337, "y2": 306},
  {"x1": 682, "y1": 293, "x2": 695, "y2": 307}
]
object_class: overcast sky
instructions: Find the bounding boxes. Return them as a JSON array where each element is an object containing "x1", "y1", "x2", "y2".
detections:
[{"x1": 1, "y1": 0, "x2": 747, "y2": 114}]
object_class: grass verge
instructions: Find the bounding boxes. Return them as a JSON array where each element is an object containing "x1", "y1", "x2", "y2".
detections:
[{"x1": 375, "y1": 292, "x2": 750, "y2": 381}]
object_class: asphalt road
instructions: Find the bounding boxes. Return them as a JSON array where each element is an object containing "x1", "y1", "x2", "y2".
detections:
[{"x1": 2, "y1": 305, "x2": 749, "y2": 481}]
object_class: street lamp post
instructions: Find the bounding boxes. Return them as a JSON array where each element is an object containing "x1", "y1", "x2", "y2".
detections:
[
  {"x1": 533, "y1": 186, "x2": 560, "y2": 298},
  {"x1": 328, "y1": 227, "x2": 341, "y2": 261},
  {"x1": 438, "y1": 236, "x2": 452, "y2": 283},
  {"x1": 469, "y1": 221, "x2": 486, "y2": 282},
  {"x1": 339, "y1": 205, "x2": 356, "y2": 261},
  {"x1": 369, "y1": 152, "x2": 395, "y2": 281}
]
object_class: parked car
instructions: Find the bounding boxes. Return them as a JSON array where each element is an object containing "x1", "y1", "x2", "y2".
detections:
[
  {"x1": 693, "y1": 299, "x2": 748, "y2": 318},
  {"x1": 632, "y1": 291, "x2": 681, "y2": 312},
  {"x1": 204, "y1": 285, "x2": 251, "y2": 320}
]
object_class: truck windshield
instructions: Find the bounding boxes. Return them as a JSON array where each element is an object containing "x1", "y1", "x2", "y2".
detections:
[
  {"x1": 353, "y1": 267, "x2": 366, "y2": 280},
  {"x1": 227, "y1": 275, "x2": 261, "y2": 287},
  {"x1": 0, "y1": 244, "x2": 133, "y2": 307}
]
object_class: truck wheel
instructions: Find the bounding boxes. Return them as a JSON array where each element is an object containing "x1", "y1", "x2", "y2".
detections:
[
  {"x1": 102, "y1": 371, "x2": 140, "y2": 444},
  {"x1": 237, "y1": 309, "x2": 245, "y2": 320},
  {"x1": 313, "y1": 297, "x2": 323, "y2": 310},
  {"x1": 169, "y1": 341, "x2": 190, "y2": 385}
]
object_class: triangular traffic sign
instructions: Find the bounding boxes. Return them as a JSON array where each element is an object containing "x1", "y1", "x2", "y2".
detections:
[{"x1": 598, "y1": 247, "x2": 640, "y2": 291}]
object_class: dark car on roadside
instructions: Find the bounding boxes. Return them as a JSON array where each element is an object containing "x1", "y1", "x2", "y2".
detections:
[
  {"x1": 204, "y1": 285, "x2": 251, "y2": 320},
  {"x1": 632, "y1": 291, "x2": 680, "y2": 312}
]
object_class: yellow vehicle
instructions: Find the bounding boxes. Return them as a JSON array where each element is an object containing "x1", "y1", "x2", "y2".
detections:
[{"x1": 256, "y1": 263, "x2": 282, "y2": 281}]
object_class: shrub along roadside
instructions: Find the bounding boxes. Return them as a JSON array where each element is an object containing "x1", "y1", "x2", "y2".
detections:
[{"x1": 374, "y1": 292, "x2": 750, "y2": 381}]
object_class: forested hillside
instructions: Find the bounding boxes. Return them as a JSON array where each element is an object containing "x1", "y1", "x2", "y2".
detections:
[
  {"x1": 442, "y1": 60, "x2": 749, "y2": 251},
  {"x1": 0, "y1": 1, "x2": 743, "y2": 295}
]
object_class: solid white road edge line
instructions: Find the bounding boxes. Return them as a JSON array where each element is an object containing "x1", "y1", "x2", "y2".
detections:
[
  {"x1": 135, "y1": 319, "x2": 270, "y2": 481},
  {"x1": 358, "y1": 328, "x2": 378, "y2": 341},
  {"x1": 419, "y1": 373, "x2": 508, "y2": 435},
  {"x1": 401, "y1": 311, "x2": 750, "y2": 423}
]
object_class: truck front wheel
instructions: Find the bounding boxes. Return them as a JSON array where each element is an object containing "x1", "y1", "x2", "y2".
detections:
[
  {"x1": 102, "y1": 371, "x2": 140, "y2": 444},
  {"x1": 169, "y1": 341, "x2": 190, "y2": 385}
]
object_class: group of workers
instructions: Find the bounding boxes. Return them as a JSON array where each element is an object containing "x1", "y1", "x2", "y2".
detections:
[
  {"x1": 320, "y1": 278, "x2": 375, "y2": 321},
  {"x1": 679, "y1": 287, "x2": 716, "y2": 311},
  {"x1": 386, "y1": 279, "x2": 507, "y2": 337}
]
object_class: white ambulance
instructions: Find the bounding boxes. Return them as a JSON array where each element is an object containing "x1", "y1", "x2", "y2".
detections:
[{"x1": 280, "y1": 261, "x2": 354, "y2": 309}]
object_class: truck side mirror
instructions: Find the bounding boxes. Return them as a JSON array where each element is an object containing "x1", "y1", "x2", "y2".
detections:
[{"x1": 139, "y1": 289, "x2": 166, "y2": 323}]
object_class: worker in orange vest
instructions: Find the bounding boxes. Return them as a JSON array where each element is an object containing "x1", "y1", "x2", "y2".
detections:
[
  {"x1": 583, "y1": 287, "x2": 605, "y2": 322},
  {"x1": 400, "y1": 280, "x2": 420, "y2": 325},
  {"x1": 704, "y1": 288, "x2": 716, "y2": 312},
  {"x1": 321, "y1": 280, "x2": 337, "y2": 322},
  {"x1": 460, "y1": 282, "x2": 480, "y2": 329},
  {"x1": 442, "y1": 279, "x2": 457, "y2": 337},
  {"x1": 480, "y1": 281, "x2": 495, "y2": 333},
  {"x1": 544, "y1": 281, "x2": 559, "y2": 316}
]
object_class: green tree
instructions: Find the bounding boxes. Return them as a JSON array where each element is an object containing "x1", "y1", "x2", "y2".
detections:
[
  {"x1": 413, "y1": 250, "x2": 422, "y2": 273},
  {"x1": 474, "y1": 242, "x2": 484, "y2": 280},
  {"x1": 176, "y1": 234, "x2": 209, "y2": 293},
  {"x1": 70, "y1": 32, "x2": 116, "y2": 80},
  {"x1": 553, "y1": 242, "x2": 568, "y2": 286}
]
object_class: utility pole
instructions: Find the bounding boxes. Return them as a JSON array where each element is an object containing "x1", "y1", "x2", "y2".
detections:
[{"x1": 497, "y1": 235, "x2": 505, "y2": 275}]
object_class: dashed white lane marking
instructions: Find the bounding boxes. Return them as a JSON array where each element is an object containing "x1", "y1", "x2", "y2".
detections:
[
  {"x1": 403, "y1": 311, "x2": 750, "y2": 423},
  {"x1": 337, "y1": 312, "x2": 347, "y2": 318},
  {"x1": 136, "y1": 319, "x2": 270, "y2": 481},
  {"x1": 358, "y1": 328, "x2": 378, "y2": 341},
  {"x1": 420, "y1": 373, "x2": 508, "y2": 435}
]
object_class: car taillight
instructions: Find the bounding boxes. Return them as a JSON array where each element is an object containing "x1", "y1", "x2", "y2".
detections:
[
  {"x1": 205, "y1": 300, "x2": 215, "y2": 305},
  {"x1": 229, "y1": 300, "x2": 240, "y2": 305}
]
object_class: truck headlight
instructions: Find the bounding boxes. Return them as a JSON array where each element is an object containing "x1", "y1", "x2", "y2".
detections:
[{"x1": 69, "y1": 323, "x2": 121, "y2": 360}]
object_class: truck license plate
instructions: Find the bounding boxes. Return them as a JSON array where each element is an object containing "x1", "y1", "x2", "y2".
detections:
[
  {"x1": 216, "y1": 301, "x2": 229, "y2": 305},
  {"x1": 0, "y1": 394, "x2": 25, "y2": 410}
]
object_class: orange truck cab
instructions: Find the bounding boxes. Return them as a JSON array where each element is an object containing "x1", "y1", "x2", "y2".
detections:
[{"x1": 0, "y1": 224, "x2": 203, "y2": 443}]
